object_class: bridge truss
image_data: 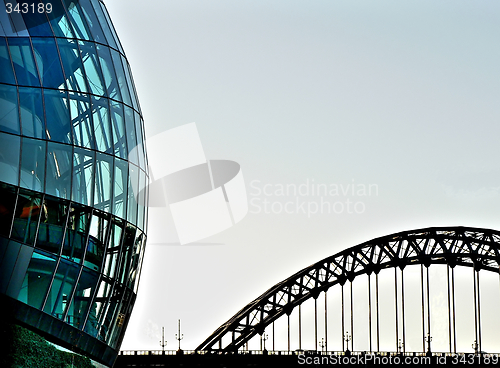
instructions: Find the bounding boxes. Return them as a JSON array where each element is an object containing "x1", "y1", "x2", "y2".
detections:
[{"x1": 196, "y1": 226, "x2": 500, "y2": 353}]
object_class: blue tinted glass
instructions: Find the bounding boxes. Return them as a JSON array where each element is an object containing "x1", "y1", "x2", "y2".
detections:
[
  {"x1": 98, "y1": 1, "x2": 124, "y2": 54},
  {"x1": 21, "y1": 6, "x2": 52, "y2": 36},
  {"x1": 64, "y1": 1, "x2": 91, "y2": 40},
  {"x1": 134, "y1": 112, "x2": 145, "y2": 170},
  {"x1": 94, "y1": 152, "x2": 113, "y2": 212},
  {"x1": 36, "y1": 195, "x2": 69, "y2": 255},
  {"x1": 8, "y1": 37, "x2": 41, "y2": 87},
  {"x1": 47, "y1": 0, "x2": 76, "y2": 38},
  {"x1": 110, "y1": 101, "x2": 126, "y2": 159},
  {"x1": 19, "y1": 86, "x2": 45, "y2": 139},
  {"x1": 43, "y1": 258, "x2": 80, "y2": 319},
  {"x1": 44, "y1": 89, "x2": 72, "y2": 144},
  {"x1": 79, "y1": 0, "x2": 107, "y2": 44},
  {"x1": 11, "y1": 189, "x2": 43, "y2": 245},
  {"x1": 31, "y1": 38, "x2": 66, "y2": 89},
  {"x1": 72, "y1": 147, "x2": 95, "y2": 206},
  {"x1": 96, "y1": 44, "x2": 121, "y2": 101},
  {"x1": 73, "y1": 266, "x2": 99, "y2": 329},
  {"x1": 0, "y1": 132, "x2": 20, "y2": 186},
  {"x1": 110, "y1": 49, "x2": 131, "y2": 106},
  {"x1": 57, "y1": 38, "x2": 88, "y2": 93},
  {"x1": 126, "y1": 164, "x2": 138, "y2": 225},
  {"x1": 113, "y1": 157, "x2": 127, "y2": 219},
  {"x1": 124, "y1": 106, "x2": 137, "y2": 165},
  {"x1": 122, "y1": 57, "x2": 139, "y2": 111},
  {"x1": 0, "y1": 84, "x2": 20, "y2": 134},
  {"x1": 20, "y1": 137, "x2": 46, "y2": 192},
  {"x1": 69, "y1": 92, "x2": 93, "y2": 149},
  {"x1": 46, "y1": 142, "x2": 73, "y2": 199},
  {"x1": 90, "y1": 0, "x2": 117, "y2": 49},
  {"x1": 0, "y1": 37, "x2": 16, "y2": 84},
  {"x1": 92, "y1": 96, "x2": 112, "y2": 153},
  {"x1": 79, "y1": 41, "x2": 105, "y2": 96}
]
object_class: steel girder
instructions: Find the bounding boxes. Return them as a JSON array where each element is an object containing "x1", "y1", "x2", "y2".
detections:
[{"x1": 196, "y1": 226, "x2": 500, "y2": 352}]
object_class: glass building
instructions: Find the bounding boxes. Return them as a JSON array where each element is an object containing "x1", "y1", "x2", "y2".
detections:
[{"x1": 0, "y1": 1, "x2": 148, "y2": 366}]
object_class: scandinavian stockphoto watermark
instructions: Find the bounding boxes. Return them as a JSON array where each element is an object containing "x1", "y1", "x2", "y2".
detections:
[{"x1": 249, "y1": 179, "x2": 378, "y2": 217}]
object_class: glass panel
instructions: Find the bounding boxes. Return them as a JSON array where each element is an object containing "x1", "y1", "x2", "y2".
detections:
[
  {"x1": 11, "y1": 189, "x2": 43, "y2": 245},
  {"x1": 20, "y1": 5, "x2": 52, "y2": 36},
  {"x1": 46, "y1": 142, "x2": 72, "y2": 199},
  {"x1": 110, "y1": 100, "x2": 126, "y2": 159},
  {"x1": 0, "y1": 84, "x2": 20, "y2": 135},
  {"x1": 57, "y1": 38, "x2": 88, "y2": 93},
  {"x1": 79, "y1": 41, "x2": 105, "y2": 96},
  {"x1": 124, "y1": 106, "x2": 137, "y2": 165},
  {"x1": 90, "y1": 0, "x2": 117, "y2": 49},
  {"x1": 85, "y1": 210, "x2": 108, "y2": 272},
  {"x1": 96, "y1": 44, "x2": 121, "y2": 101},
  {"x1": 0, "y1": 183, "x2": 17, "y2": 238},
  {"x1": 0, "y1": 37, "x2": 16, "y2": 84},
  {"x1": 118, "y1": 224, "x2": 136, "y2": 285},
  {"x1": 63, "y1": 203, "x2": 91, "y2": 264},
  {"x1": 70, "y1": 266, "x2": 99, "y2": 329},
  {"x1": 44, "y1": 89, "x2": 71, "y2": 144},
  {"x1": 0, "y1": 132, "x2": 20, "y2": 186},
  {"x1": 43, "y1": 258, "x2": 80, "y2": 322},
  {"x1": 17, "y1": 250, "x2": 58, "y2": 309},
  {"x1": 92, "y1": 96, "x2": 112, "y2": 153},
  {"x1": 72, "y1": 147, "x2": 94, "y2": 206},
  {"x1": 127, "y1": 164, "x2": 139, "y2": 225},
  {"x1": 69, "y1": 92, "x2": 93, "y2": 149},
  {"x1": 98, "y1": 1, "x2": 124, "y2": 54},
  {"x1": 137, "y1": 169, "x2": 146, "y2": 231},
  {"x1": 134, "y1": 112, "x2": 145, "y2": 170},
  {"x1": 31, "y1": 38, "x2": 66, "y2": 89},
  {"x1": 128, "y1": 231, "x2": 145, "y2": 292},
  {"x1": 110, "y1": 49, "x2": 131, "y2": 106},
  {"x1": 121, "y1": 56, "x2": 138, "y2": 110},
  {"x1": 36, "y1": 196, "x2": 68, "y2": 255},
  {"x1": 64, "y1": 0, "x2": 91, "y2": 40},
  {"x1": 88, "y1": 276, "x2": 114, "y2": 340},
  {"x1": 46, "y1": 0, "x2": 75, "y2": 38},
  {"x1": 19, "y1": 86, "x2": 44, "y2": 139},
  {"x1": 79, "y1": 0, "x2": 107, "y2": 44},
  {"x1": 8, "y1": 37, "x2": 40, "y2": 87},
  {"x1": 113, "y1": 158, "x2": 127, "y2": 219},
  {"x1": 107, "y1": 287, "x2": 132, "y2": 348},
  {"x1": 94, "y1": 152, "x2": 113, "y2": 212},
  {"x1": 20, "y1": 137, "x2": 46, "y2": 192},
  {"x1": 103, "y1": 219, "x2": 122, "y2": 279}
]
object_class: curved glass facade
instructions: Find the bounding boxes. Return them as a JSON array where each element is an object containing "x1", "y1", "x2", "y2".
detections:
[{"x1": 0, "y1": 1, "x2": 148, "y2": 366}]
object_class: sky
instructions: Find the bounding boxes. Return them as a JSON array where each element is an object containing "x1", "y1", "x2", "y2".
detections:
[{"x1": 103, "y1": 0, "x2": 500, "y2": 352}]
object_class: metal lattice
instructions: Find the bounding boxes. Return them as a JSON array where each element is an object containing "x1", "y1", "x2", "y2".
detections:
[{"x1": 196, "y1": 226, "x2": 500, "y2": 352}]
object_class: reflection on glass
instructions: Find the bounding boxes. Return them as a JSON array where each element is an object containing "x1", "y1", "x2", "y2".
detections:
[{"x1": 20, "y1": 137, "x2": 46, "y2": 192}]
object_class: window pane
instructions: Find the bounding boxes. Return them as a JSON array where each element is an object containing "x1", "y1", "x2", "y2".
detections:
[
  {"x1": 88, "y1": 276, "x2": 114, "y2": 340},
  {"x1": 69, "y1": 92, "x2": 93, "y2": 149},
  {"x1": 20, "y1": 137, "x2": 46, "y2": 192},
  {"x1": 31, "y1": 38, "x2": 66, "y2": 89},
  {"x1": 96, "y1": 44, "x2": 121, "y2": 101},
  {"x1": 72, "y1": 147, "x2": 94, "y2": 206},
  {"x1": 57, "y1": 38, "x2": 88, "y2": 93},
  {"x1": 44, "y1": 89, "x2": 71, "y2": 144},
  {"x1": 20, "y1": 6, "x2": 52, "y2": 37},
  {"x1": 19, "y1": 86, "x2": 45, "y2": 139},
  {"x1": 126, "y1": 164, "x2": 138, "y2": 225},
  {"x1": 92, "y1": 96, "x2": 112, "y2": 153},
  {"x1": 0, "y1": 84, "x2": 20, "y2": 135},
  {"x1": 11, "y1": 189, "x2": 43, "y2": 245},
  {"x1": 118, "y1": 224, "x2": 136, "y2": 285},
  {"x1": 46, "y1": 0, "x2": 76, "y2": 38},
  {"x1": 0, "y1": 132, "x2": 20, "y2": 186},
  {"x1": 79, "y1": 0, "x2": 107, "y2": 44},
  {"x1": 110, "y1": 101, "x2": 127, "y2": 159},
  {"x1": 124, "y1": 106, "x2": 137, "y2": 165},
  {"x1": 94, "y1": 152, "x2": 113, "y2": 212},
  {"x1": 17, "y1": 250, "x2": 58, "y2": 310},
  {"x1": 63, "y1": 203, "x2": 91, "y2": 264},
  {"x1": 86, "y1": 211, "x2": 108, "y2": 272},
  {"x1": 64, "y1": 1, "x2": 91, "y2": 40},
  {"x1": 36, "y1": 195, "x2": 69, "y2": 255},
  {"x1": 113, "y1": 158, "x2": 127, "y2": 219},
  {"x1": 129, "y1": 231, "x2": 145, "y2": 293},
  {"x1": 103, "y1": 219, "x2": 122, "y2": 279},
  {"x1": 98, "y1": 1, "x2": 124, "y2": 54},
  {"x1": 46, "y1": 142, "x2": 72, "y2": 199},
  {"x1": 0, "y1": 37, "x2": 16, "y2": 84},
  {"x1": 80, "y1": 41, "x2": 105, "y2": 96},
  {"x1": 0, "y1": 183, "x2": 17, "y2": 238},
  {"x1": 43, "y1": 258, "x2": 80, "y2": 322},
  {"x1": 8, "y1": 37, "x2": 40, "y2": 87},
  {"x1": 110, "y1": 49, "x2": 131, "y2": 106},
  {"x1": 71, "y1": 266, "x2": 99, "y2": 330}
]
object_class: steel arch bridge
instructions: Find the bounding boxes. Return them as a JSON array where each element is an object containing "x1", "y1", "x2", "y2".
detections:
[{"x1": 196, "y1": 226, "x2": 500, "y2": 353}]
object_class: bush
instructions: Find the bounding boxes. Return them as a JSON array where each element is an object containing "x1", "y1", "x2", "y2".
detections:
[{"x1": 0, "y1": 322, "x2": 95, "y2": 368}]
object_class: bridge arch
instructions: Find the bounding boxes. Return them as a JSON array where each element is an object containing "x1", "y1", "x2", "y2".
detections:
[{"x1": 196, "y1": 226, "x2": 500, "y2": 352}]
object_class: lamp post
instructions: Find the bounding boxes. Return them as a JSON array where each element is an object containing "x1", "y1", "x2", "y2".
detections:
[
  {"x1": 159, "y1": 327, "x2": 167, "y2": 353},
  {"x1": 425, "y1": 333, "x2": 432, "y2": 355},
  {"x1": 344, "y1": 332, "x2": 351, "y2": 354},
  {"x1": 398, "y1": 339, "x2": 404, "y2": 354},
  {"x1": 261, "y1": 334, "x2": 268, "y2": 352},
  {"x1": 320, "y1": 338, "x2": 326, "y2": 353},
  {"x1": 175, "y1": 319, "x2": 184, "y2": 351},
  {"x1": 472, "y1": 340, "x2": 479, "y2": 355}
]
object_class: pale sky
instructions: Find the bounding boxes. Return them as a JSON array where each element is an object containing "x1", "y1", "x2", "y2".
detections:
[{"x1": 104, "y1": 0, "x2": 500, "y2": 352}]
